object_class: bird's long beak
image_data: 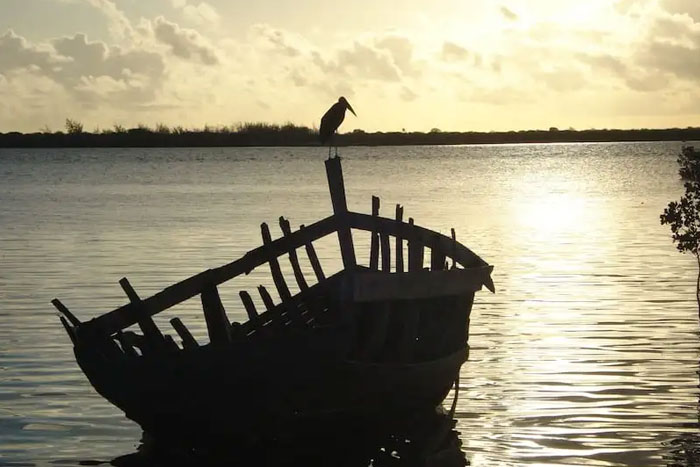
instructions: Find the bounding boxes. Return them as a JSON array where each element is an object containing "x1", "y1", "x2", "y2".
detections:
[{"x1": 346, "y1": 102, "x2": 357, "y2": 117}]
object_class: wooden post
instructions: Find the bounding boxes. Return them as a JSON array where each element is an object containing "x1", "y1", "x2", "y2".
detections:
[
  {"x1": 407, "y1": 218, "x2": 424, "y2": 271},
  {"x1": 261, "y1": 223, "x2": 292, "y2": 302},
  {"x1": 398, "y1": 217, "x2": 422, "y2": 362},
  {"x1": 169, "y1": 318, "x2": 198, "y2": 349},
  {"x1": 239, "y1": 290, "x2": 263, "y2": 334},
  {"x1": 301, "y1": 225, "x2": 326, "y2": 282},
  {"x1": 279, "y1": 217, "x2": 309, "y2": 291},
  {"x1": 119, "y1": 278, "x2": 165, "y2": 347},
  {"x1": 380, "y1": 232, "x2": 391, "y2": 272},
  {"x1": 430, "y1": 235, "x2": 446, "y2": 271},
  {"x1": 325, "y1": 157, "x2": 357, "y2": 271},
  {"x1": 451, "y1": 228, "x2": 457, "y2": 269},
  {"x1": 395, "y1": 204, "x2": 404, "y2": 273},
  {"x1": 369, "y1": 196, "x2": 380, "y2": 270},
  {"x1": 200, "y1": 284, "x2": 231, "y2": 345}
]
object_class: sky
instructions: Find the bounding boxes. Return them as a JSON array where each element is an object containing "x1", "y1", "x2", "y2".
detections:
[{"x1": 0, "y1": 0, "x2": 699, "y2": 132}]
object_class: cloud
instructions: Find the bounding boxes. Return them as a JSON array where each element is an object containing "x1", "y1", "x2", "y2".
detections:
[
  {"x1": 82, "y1": 0, "x2": 135, "y2": 39},
  {"x1": 400, "y1": 86, "x2": 417, "y2": 102},
  {"x1": 663, "y1": 0, "x2": 700, "y2": 20},
  {"x1": 336, "y1": 42, "x2": 401, "y2": 81},
  {"x1": 182, "y1": 2, "x2": 220, "y2": 25},
  {"x1": 375, "y1": 35, "x2": 417, "y2": 75},
  {"x1": 441, "y1": 41, "x2": 470, "y2": 62},
  {"x1": 250, "y1": 24, "x2": 302, "y2": 57},
  {"x1": 0, "y1": 30, "x2": 67, "y2": 71},
  {"x1": 500, "y1": 6, "x2": 518, "y2": 21},
  {"x1": 152, "y1": 16, "x2": 219, "y2": 65}
]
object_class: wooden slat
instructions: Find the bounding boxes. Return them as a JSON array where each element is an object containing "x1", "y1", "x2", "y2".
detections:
[
  {"x1": 258, "y1": 285, "x2": 289, "y2": 328},
  {"x1": 239, "y1": 291, "x2": 260, "y2": 323},
  {"x1": 261, "y1": 222, "x2": 292, "y2": 302},
  {"x1": 279, "y1": 217, "x2": 309, "y2": 291},
  {"x1": 119, "y1": 278, "x2": 165, "y2": 346},
  {"x1": 169, "y1": 318, "x2": 198, "y2": 349},
  {"x1": 200, "y1": 285, "x2": 231, "y2": 345},
  {"x1": 301, "y1": 224, "x2": 326, "y2": 282},
  {"x1": 430, "y1": 235, "x2": 446, "y2": 271},
  {"x1": 400, "y1": 215, "x2": 421, "y2": 362},
  {"x1": 51, "y1": 299, "x2": 81, "y2": 326},
  {"x1": 451, "y1": 228, "x2": 457, "y2": 269},
  {"x1": 369, "y1": 196, "x2": 380, "y2": 270},
  {"x1": 407, "y1": 218, "x2": 424, "y2": 271},
  {"x1": 352, "y1": 267, "x2": 493, "y2": 302},
  {"x1": 395, "y1": 204, "x2": 404, "y2": 273},
  {"x1": 380, "y1": 232, "x2": 391, "y2": 272},
  {"x1": 325, "y1": 157, "x2": 357, "y2": 270}
]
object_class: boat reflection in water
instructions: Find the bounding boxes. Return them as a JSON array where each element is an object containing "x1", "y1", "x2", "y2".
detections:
[{"x1": 109, "y1": 408, "x2": 467, "y2": 467}]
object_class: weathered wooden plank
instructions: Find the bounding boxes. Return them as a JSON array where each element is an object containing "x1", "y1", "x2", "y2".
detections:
[
  {"x1": 407, "y1": 218, "x2": 424, "y2": 271},
  {"x1": 395, "y1": 204, "x2": 404, "y2": 273},
  {"x1": 86, "y1": 215, "x2": 338, "y2": 338},
  {"x1": 200, "y1": 285, "x2": 231, "y2": 345},
  {"x1": 352, "y1": 267, "x2": 493, "y2": 302},
  {"x1": 301, "y1": 224, "x2": 326, "y2": 282},
  {"x1": 258, "y1": 285, "x2": 292, "y2": 328},
  {"x1": 239, "y1": 291, "x2": 260, "y2": 323},
  {"x1": 451, "y1": 228, "x2": 457, "y2": 269},
  {"x1": 369, "y1": 196, "x2": 380, "y2": 270},
  {"x1": 119, "y1": 278, "x2": 165, "y2": 346},
  {"x1": 430, "y1": 236, "x2": 446, "y2": 272},
  {"x1": 51, "y1": 299, "x2": 81, "y2": 326},
  {"x1": 400, "y1": 215, "x2": 421, "y2": 362},
  {"x1": 279, "y1": 217, "x2": 309, "y2": 291},
  {"x1": 261, "y1": 222, "x2": 292, "y2": 302},
  {"x1": 380, "y1": 232, "x2": 391, "y2": 272},
  {"x1": 325, "y1": 157, "x2": 356, "y2": 270},
  {"x1": 169, "y1": 318, "x2": 198, "y2": 349}
]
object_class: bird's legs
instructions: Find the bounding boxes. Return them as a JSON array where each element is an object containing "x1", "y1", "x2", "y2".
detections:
[{"x1": 334, "y1": 130, "x2": 339, "y2": 158}]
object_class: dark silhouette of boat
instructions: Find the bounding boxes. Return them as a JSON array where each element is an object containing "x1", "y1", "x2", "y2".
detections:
[{"x1": 53, "y1": 157, "x2": 495, "y2": 448}]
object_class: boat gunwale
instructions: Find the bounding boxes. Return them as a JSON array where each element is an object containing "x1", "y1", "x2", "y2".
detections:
[{"x1": 69, "y1": 211, "x2": 493, "y2": 340}]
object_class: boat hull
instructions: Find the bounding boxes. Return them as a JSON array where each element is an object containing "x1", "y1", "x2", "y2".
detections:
[{"x1": 76, "y1": 322, "x2": 466, "y2": 446}]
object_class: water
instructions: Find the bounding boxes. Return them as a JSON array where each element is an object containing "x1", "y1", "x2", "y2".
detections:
[{"x1": 1, "y1": 142, "x2": 699, "y2": 466}]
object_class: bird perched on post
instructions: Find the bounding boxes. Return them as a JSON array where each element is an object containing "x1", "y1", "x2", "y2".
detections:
[{"x1": 319, "y1": 96, "x2": 356, "y2": 159}]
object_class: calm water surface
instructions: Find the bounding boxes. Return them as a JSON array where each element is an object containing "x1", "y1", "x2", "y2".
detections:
[{"x1": 1, "y1": 143, "x2": 699, "y2": 466}]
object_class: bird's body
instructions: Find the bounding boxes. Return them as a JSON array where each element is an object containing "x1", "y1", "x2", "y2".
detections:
[{"x1": 319, "y1": 96, "x2": 356, "y2": 158}]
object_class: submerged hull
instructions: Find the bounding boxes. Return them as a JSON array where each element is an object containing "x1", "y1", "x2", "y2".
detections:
[{"x1": 76, "y1": 295, "x2": 472, "y2": 445}]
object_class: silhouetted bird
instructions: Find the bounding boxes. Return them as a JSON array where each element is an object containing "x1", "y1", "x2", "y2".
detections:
[{"x1": 320, "y1": 96, "x2": 356, "y2": 158}]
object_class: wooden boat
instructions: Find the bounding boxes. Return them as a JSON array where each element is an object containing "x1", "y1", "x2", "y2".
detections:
[{"x1": 53, "y1": 157, "x2": 495, "y2": 448}]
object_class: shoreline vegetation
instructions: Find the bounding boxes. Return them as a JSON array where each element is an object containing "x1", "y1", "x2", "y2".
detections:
[{"x1": 1, "y1": 120, "x2": 700, "y2": 148}]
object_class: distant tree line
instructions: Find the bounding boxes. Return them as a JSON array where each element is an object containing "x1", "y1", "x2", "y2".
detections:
[{"x1": 1, "y1": 119, "x2": 700, "y2": 147}]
